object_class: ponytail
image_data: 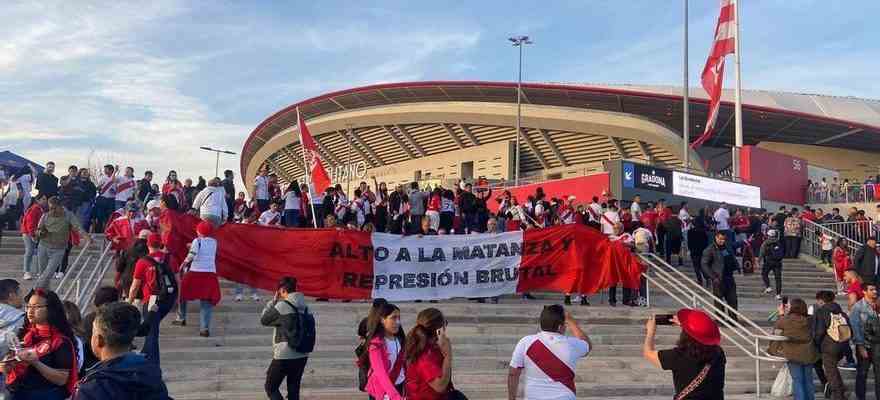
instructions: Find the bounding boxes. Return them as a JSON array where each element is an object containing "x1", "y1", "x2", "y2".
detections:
[
  {"x1": 405, "y1": 308, "x2": 446, "y2": 365},
  {"x1": 405, "y1": 324, "x2": 433, "y2": 365}
]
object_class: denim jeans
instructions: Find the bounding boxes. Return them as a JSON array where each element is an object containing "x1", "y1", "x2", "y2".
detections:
[
  {"x1": 283, "y1": 210, "x2": 300, "y2": 227},
  {"x1": 235, "y1": 284, "x2": 258, "y2": 297},
  {"x1": 788, "y1": 362, "x2": 815, "y2": 400},
  {"x1": 142, "y1": 300, "x2": 173, "y2": 366},
  {"x1": 177, "y1": 300, "x2": 214, "y2": 331},
  {"x1": 77, "y1": 201, "x2": 93, "y2": 232},
  {"x1": 22, "y1": 235, "x2": 37, "y2": 273}
]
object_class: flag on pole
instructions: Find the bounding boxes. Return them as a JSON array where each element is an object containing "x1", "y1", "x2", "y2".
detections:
[
  {"x1": 297, "y1": 107, "x2": 332, "y2": 193},
  {"x1": 691, "y1": 0, "x2": 736, "y2": 149}
]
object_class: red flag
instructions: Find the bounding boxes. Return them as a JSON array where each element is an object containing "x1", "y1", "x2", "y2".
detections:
[
  {"x1": 691, "y1": 0, "x2": 736, "y2": 149},
  {"x1": 297, "y1": 108, "x2": 332, "y2": 193}
]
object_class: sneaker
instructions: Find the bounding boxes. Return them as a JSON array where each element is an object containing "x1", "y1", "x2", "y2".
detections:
[
  {"x1": 763, "y1": 287, "x2": 773, "y2": 294},
  {"x1": 171, "y1": 319, "x2": 186, "y2": 327},
  {"x1": 580, "y1": 297, "x2": 590, "y2": 306},
  {"x1": 823, "y1": 382, "x2": 831, "y2": 399},
  {"x1": 53, "y1": 272, "x2": 63, "y2": 279},
  {"x1": 22, "y1": 272, "x2": 32, "y2": 281},
  {"x1": 199, "y1": 330, "x2": 210, "y2": 337},
  {"x1": 638, "y1": 297, "x2": 648, "y2": 307},
  {"x1": 250, "y1": 293, "x2": 260, "y2": 302},
  {"x1": 235, "y1": 294, "x2": 243, "y2": 302},
  {"x1": 775, "y1": 294, "x2": 783, "y2": 301}
]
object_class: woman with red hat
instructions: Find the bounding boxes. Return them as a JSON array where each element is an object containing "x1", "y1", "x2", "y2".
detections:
[
  {"x1": 642, "y1": 308, "x2": 725, "y2": 399},
  {"x1": 172, "y1": 220, "x2": 221, "y2": 337}
]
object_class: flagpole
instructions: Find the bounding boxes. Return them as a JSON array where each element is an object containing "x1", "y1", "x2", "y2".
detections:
[
  {"x1": 297, "y1": 107, "x2": 320, "y2": 228},
  {"x1": 682, "y1": 0, "x2": 689, "y2": 169},
  {"x1": 732, "y1": 0, "x2": 743, "y2": 179}
]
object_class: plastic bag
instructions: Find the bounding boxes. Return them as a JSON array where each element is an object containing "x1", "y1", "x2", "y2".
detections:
[{"x1": 770, "y1": 366, "x2": 793, "y2": 398}]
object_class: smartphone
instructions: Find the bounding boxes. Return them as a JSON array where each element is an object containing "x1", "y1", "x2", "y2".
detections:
[{"x1": 655, "y1": 314, "x2": 675, "y2": 325}]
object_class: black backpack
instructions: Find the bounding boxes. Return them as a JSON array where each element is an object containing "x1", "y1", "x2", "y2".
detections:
[
  {"x1": 143, "y1": 255, "x2": 178, "y2": 306},
  {"x1": 282, "y1": 300, "x2": 316, "y2": 353},
  {"x1": 764, "y1": 241, "x2": 785, "y2": 265}
]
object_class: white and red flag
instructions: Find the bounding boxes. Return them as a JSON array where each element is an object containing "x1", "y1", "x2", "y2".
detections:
[
  {"x1": 691, "y1": 0, "x2": 736, "y2": 149},
  {"x1": 297, "y1": 107, "x2": 332, "y2": 193}
]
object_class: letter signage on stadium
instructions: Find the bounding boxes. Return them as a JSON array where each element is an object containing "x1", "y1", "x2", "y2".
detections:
[
  {"x1": 672, "y1": 171, "x2": 761, "y2": 208},
  {"x1": 330, "y1": 161, "x2": 368, "y2": 183}
]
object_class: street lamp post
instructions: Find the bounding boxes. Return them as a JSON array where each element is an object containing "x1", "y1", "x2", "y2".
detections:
[
  {"x1": 199, "y1": 146, "x2": 237, "y2": 178},
  {"x1": 509, "y1": 35, "x2": 532, "y2": 186}
]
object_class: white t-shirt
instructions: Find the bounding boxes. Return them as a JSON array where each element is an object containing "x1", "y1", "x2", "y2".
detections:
[
  {"x1": 15, "y1": 174, "x2": 33, "y2": 203},
  {"x1": 283, "y1": 191, "x2": 301, "y2": 210},
  {"x1": 587, "y1": 203, "x2": 602, "y2": 223},
  {"x1": 678, "y1": 209, "x2": 692, "y2": 231},
  {"x1": 713, "y1": 208, "x2": 730, "y2": 231},
  {"x1": 510, "y1": 331, "x2": 589, "y2": 400},
  {"x1": 630, "y1": 202, "x2": 641, "y2": 219},
  {"x1": 115, "y1": 175, "x2": 135, "y2": 202},
  {"x1": 187, "y1": 237, "x2": 217, "y2": 273},
  {"x1": 601, "y1": 211, "x2": 620, "y2": 235},
  {"x1": 97, "y1": 174, "x2": 116, "y2": 199},
  {"x1": 384, "y1": 337, "x2": 405, "y2": 386},
  {"x1": 259, "y1": 210, "x2": 281, "y2": 225},
  {"x1": 254, "y1": 175, "x2": 269, "y2": 200}
]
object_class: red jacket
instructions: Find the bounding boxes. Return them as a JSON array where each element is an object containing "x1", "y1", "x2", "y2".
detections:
[
  {"x1": 640, "y1": 210, "x2": 659, "y2": 233},
  {"x1": 21, "y1": 205, "x2": 43, "y2": 236},
  {"x1": 105, "y1": 217, "x2": 150, "y2": 251}
]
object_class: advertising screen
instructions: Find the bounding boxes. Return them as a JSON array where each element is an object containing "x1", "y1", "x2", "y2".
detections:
[
  {"x1": 672, "y1": 171, "x2": 761, "y2": 208},
  {"x1": 622, "y1": 162, "x2": 672, "y2": 193}
]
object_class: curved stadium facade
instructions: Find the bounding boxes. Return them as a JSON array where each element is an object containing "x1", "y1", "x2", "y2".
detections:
[{"x1": 240, "y1": 81, "x2": 880, "y2": 192}]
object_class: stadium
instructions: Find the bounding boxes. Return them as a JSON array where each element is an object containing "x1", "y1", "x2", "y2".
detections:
[{"x1": 240, "y1": 81, "x2": 880, "y2": 205}]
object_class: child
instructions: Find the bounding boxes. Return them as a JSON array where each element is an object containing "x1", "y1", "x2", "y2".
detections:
[{"x1": 820, "y1": 231, "x2": 834, "y2": 265}]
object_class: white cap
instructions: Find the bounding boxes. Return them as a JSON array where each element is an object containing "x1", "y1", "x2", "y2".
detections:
[
  {"x1": 138, "y1": 229, "x2": 152, "y2": 239},
  {"x1": 146, "y1": 200, "x2": 161, "y2": 210}
]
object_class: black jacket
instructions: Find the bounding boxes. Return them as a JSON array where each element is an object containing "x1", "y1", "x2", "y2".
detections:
[
  {"x1": 74, "y1": 353, "x2": 169, "y2": 400},
  {"x1": 854, "y1": 246, "x2": 880, "y2": 284},
  {"x1": 459, "y1": 191, "x2": 477, "y2": 214},
  {"x1": 35, "y1": 172, "x2": 59, "y2": 199},
  {"x1": 813, "y1": 302, "x2": 848, "y2": 349}
]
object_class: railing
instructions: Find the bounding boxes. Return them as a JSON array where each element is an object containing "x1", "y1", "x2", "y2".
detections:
[
  {"x1": 54, "y1": 237, "x2": 115, "y2": 311},
  {"x1": 801, "y1": 219, "x2": 866, "y2": 261},
  {"x1": 822, "y1": 221, "x2": 877, "y2": 244},
  {"x1": 807, "y1": 183, "x2": 880, "y2": 205},
  {"x1": 639, "y1": 252, "x2": 787, "y2": 399}
]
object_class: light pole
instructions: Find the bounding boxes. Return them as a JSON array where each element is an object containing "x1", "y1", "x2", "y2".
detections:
[
  {"x1": 509, "y1": 35, "x2": 532, "y2": 186},
  {"x1": 199, "y1": 146, "x2": 237, "y2": 178}
]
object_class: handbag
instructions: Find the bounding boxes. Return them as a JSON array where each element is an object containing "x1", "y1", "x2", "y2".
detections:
[
  {"x1": 770, "y1": 366, "x2": 793, "y2": 398},
  {"x1": 448, "y1": 389, "x2": 468, "y2": 400},
  {"x1": 674, "y1": 360, "x2": 712, "y2": 400}
]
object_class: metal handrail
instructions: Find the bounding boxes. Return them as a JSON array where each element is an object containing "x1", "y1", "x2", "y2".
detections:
[
  {"x1": 801, "y1": 219, "x2": 863, "y2": 259},
  {"x1": 638, "y1": 253, "x2": 786, "y2": 399},
  {"x1": 60, "y1": 241, "x2": 112, "y2": 302},
  {"x1": 77, "y1": 254, "x2": 116, "y2": 311}
]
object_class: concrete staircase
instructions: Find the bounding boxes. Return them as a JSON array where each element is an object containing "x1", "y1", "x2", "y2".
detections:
[{"x1": 0, "y1": 231, "x2": 867, "y2": 399}]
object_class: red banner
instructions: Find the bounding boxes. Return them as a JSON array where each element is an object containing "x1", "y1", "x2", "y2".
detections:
[{"x1": 161, "y1": 211, "x2": 643, "y2": 300}]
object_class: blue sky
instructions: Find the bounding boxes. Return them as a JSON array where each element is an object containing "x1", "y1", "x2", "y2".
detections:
[{"x1": 3, "y1": 0, "x2": 878, "y2": 189}]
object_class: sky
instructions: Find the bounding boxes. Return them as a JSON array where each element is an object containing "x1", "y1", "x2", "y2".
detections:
[{"x1": 3, "y1": 0, "x2": 878, "y2": 192}]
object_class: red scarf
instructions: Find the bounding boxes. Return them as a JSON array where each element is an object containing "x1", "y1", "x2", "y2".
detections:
[{"x1": 6, "y1": 325, "x2": 78, "y2": 395}]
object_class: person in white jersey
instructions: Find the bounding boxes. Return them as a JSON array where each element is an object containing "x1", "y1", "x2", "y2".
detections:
[
  {"x1": 173, "y1": 221, "x2": 222, "y2": 337},
  {"x1": 600, "y1": 204, "x2": 621, "y2": 236},
  {"x1": 630, "y1": 194, "x2": 642, "y2": 220},
  {"x1": 508, "y1": 304, "x2": 593, "y2": 400},
  {"x1": 713, "y1": 202, "x2": 732, "y2": 246},
  {"x1": 114, "y1": 166, "x2": 136, "y2": 210},
  {"x1": 254, "y1": 168, "x2": 270, "y2": 213}
]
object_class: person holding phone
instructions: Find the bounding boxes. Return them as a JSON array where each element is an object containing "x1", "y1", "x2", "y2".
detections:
[
  {"x1": 773, "y1": 298, "x2": 818, "y2": 400},
  {"x1": 1, "y1": 289, "x2": 77, "y2": 400},
  {"x1": 406, "y1": 308, "x2": 455, "y2": 400},
  {"x1": 508, "y1": 305, "x2": 592, "y2": 400},
  {"x1": 642, "y1": 308, "x2": 725, "y2": 399}
]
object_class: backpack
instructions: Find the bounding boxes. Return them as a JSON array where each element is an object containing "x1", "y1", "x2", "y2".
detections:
[
  {"x1": 282, "y1": 300, "x2": 316, "y2": 353},
  {"x1": 764, "y1": 242, "x2": 785, "y2": 265},
  {"x1": 827, "y1": 312, "x2": 852, "y2": 343},
  {"x1": 864, "y1": 312, "x2": 880, "y2": 345},
  {"x1": 143, "y1": 255, "x2": 179, "y2": 306}
]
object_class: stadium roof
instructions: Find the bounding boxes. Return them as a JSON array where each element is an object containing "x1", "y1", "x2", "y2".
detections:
[{"x1": 241, "y1": 81, "x2": 880, "y2": 181}]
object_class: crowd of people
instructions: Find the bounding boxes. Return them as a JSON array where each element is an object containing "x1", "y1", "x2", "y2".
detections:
[
  {"x1": 6, "y1": 160, "x2": 880, "y2": 399},
  {"x1": 807, "y1": 175, "x2": 880, "y2": 204}
]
